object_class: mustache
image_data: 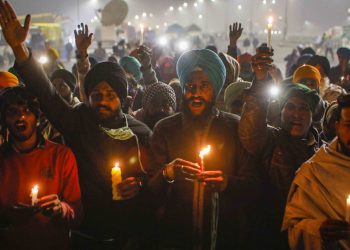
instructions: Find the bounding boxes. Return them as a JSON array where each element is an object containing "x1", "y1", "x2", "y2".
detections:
[
  {"x1": 188, "y1": 97, "x2": 206, "y2": 102},
  {"x1": 95, "y1": 105, "x2": 112, "y2": 111}
]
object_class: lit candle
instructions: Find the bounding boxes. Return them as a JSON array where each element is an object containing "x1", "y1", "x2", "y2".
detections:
[
  {"x1": 267, "y1": 16, "x2": 273, "y2": 48},
  {"x1": 199, "y1": 145, "x2": 211, "y2": 171},
  {"x1": 140, "y1": 24, "x2": 144, "y2": 45},
  {"x1": 346, "y1": 195, "x2": 350, "y2": 222},
  {"x1": 31, "y1": 185, "x2": 39, "y2": 206},
  {"x1": 111, "y1": 162, "x2": 122, "y2": 200}
]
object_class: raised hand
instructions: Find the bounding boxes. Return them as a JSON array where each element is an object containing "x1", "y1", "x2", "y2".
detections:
[
  {"x1": 0, "y1": 1, "x2": 30, "y2": 49},
  {"x1": 229, "y1": 22, "x2": 243, "y2": 47},
  {"x1": 74, "y1": 23, "x2": 93, "y2": 58},
  {"x1": 251, "y1": 45, "x2": 274, "y2": 81},
  {"x1": 137, "y1": 45, "x2": 152, "y2": 69}
]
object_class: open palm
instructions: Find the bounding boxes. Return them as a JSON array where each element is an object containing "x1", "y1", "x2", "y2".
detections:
[{"x1": 0, "y1": 1, "x2": 30, "y2": 48}]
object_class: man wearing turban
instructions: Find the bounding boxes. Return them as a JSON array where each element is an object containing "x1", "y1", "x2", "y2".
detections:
[
  {"x1": 239, "y1": 45, "x2": 321, "y2": 249},
  {"x1": 148, "y1": 49, "x2": 261, "y2": 249},
  {"x1": 0, "y1": 6, "x2": 154, "y2": 249}
]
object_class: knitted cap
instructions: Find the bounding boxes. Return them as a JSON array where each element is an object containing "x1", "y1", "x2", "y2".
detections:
[{"x1": 51, "y1": 69, "x2": 77, "y2": 91}]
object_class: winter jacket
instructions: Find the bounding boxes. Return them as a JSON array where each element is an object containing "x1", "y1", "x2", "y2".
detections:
[
  {"x1": 15, "y1": 56, "x2": 154, "y2": 242},
  {"x1": 148, "y1": 110, "x2": 263, "y2": 250},
  {"x1": 239, "y1": 79, "x2": 319, "y2": 249}
]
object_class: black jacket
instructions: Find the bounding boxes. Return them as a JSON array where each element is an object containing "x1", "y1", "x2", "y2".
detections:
[
  {"x1": 148, "y1": 111, "x2": 262, "y2": 250},
  {"x1": 16, "y1": 56, "x2": 153, "y2": 239}
]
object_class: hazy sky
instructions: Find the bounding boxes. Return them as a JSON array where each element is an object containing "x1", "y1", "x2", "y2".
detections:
[{"x1": 9, "y1": 0, "x2": 350, "y2": 36}]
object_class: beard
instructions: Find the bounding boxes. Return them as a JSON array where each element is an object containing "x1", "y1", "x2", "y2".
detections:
[
  {"x1": 338, "y1": 136, "x2": 350, "y2": 157},
  {"x1": 92, "y1": 105, "x2": 122, "y2": 123},
  {"x1": 182, "y1": 96, "x2": 215, "y2": 130}
]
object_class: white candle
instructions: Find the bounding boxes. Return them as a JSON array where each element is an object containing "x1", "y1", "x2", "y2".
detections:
[
  {"x1": 140, "y1": 24, "x2": 144, "y2": 45},
  {"x1": 267, "y1": 16, "x2": 273, "y2": 48},
  {"x1": 31, "y1": 185, "x2": 39, "y2": 206},
  {"x1": 199, "y1": 145, "x2": 211, "y2": 171},
  {"x1": 346, "y1": 195, "x2": 350, "y2": 222},
  {"x1": 111, "y1": 162, "x2": 122, "y2": 200}
]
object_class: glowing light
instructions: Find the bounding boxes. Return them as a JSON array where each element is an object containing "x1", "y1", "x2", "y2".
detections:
[
  {"x1": 169, "y1": 6, "x2": 174, "y2": 11},
  {"x1": 163, "y1": 22, "x2": 168, "y2": 27},
  {"x1": 134, "y1": 15, "x2": 139, "y2": 20},
  {"x1": 238, "y1": 4, "x2": 242, "y2": 10},
  {"x1": 268, "y1": 16, "x2": 273, "y2": 24},
  {"x1": 127, "y1": 21, "x2": 132, "y2": 26},
  {"x1": 269, "y1": 85, "x2": 280, "y2": 97},
  {"x1": 31, "y1": 185, "x2": 39, "y2": 205},
  {"x1": 39, "y1": 56, "x2": 48, "y2": 64},
  {"x1": 178, "y1": 40, "x2": 190, "y2": 51},
  {"x1": 156, "y1": 25, "x2": 160, "y2": 29},
  {"x1": 178, "y1": 6, "x2": 183, "y2": 11},
  {"x1": 198, "y1": 14, "x2": 203, "y2": 19},
  {"x1": 262, "y1": 0, "x2": 267, "y2": 4},
  {"x1": 158, "y1": 36, "x2": 168, "y2": 46},
  {"x1": 199, "y1": 145, "x2": 211, "y2": 159},
  {"x1": 183, "y1": 2, "x2": 188, "y2": 7},
  {"x1": 198, "y1": 0, "x2": 204, "y2": 2},
  {"x1": 194, "y1": 2, "x2": 198, "y2": 7},
  {"x1": 142, "y1": 12, "x2": 147, "y2": 18},
  {"x1": 272, "y1": 0, "x2": 276, "y2": 4},
  {"x1": 149, "y1": 13, "x2": 154, "y2": 17}
]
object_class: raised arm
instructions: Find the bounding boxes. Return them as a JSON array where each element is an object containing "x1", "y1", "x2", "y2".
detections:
[
  {"x1": 227, "y1": 22, "x2": 243, "y2": 59},
  {"x1": 74, "y1": 23, "x2": 93, "y2": 103},
  {"x1": 137, "y1": 45, "x2": 158, "y2": 86},
  {"x1": 0, "y1": 1, "x2": 77, "y2": 134},
  {"x1": 239, "y1": 46, "x2": 274, "y2": 155}
]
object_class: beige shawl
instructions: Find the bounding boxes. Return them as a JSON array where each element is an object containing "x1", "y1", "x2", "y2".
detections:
[{"x1": 282, "y1": 138, "x2": 350, "y2": 250}]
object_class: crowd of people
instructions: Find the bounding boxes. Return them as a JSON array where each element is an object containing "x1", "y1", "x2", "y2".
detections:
[{"x1": 0, "y1": 1, "x2": 350, "y2": 250}]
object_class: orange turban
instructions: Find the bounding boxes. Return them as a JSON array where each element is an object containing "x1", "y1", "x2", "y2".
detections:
[{"x1": 0, "y1": 71, "x2": 19, "y2": 89}]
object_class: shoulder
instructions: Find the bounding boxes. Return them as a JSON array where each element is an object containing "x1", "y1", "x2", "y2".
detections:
[
  {"x1": 44, "y1": 140, "x2": 75, "y2": 158},
  {"x1": 126, "y1": 114, "x2": 152, "y2": 136},
  {"x1": 153, "y1": 112, "x2": 182, "y2": 133}
]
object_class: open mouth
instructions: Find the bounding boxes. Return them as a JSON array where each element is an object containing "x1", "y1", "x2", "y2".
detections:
[
  {"x1": 14, "y1": 121, "x2": 27, "y2": 131},
  {"x1": 191, "y1": 99, "x2": 204, "y2": 108}
]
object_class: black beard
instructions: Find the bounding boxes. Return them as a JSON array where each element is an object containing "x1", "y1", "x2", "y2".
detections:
[
  {"x1": 182, "y1": 96, "x2": 215, "y2": 130},
  {"x1": 338, "y1": 137, "x2": 350, "y2": 157}
]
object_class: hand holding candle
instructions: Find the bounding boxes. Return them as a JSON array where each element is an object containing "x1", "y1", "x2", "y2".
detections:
[
  {"x1": 31, "y1": 185, "x2": 39, "y2": 206},
  {"x1": 199, "y1": 145, "x2": 211, "y2": 171},
  {"x1": 112, "y1": 163, "x2": 122, "y2": 200}
]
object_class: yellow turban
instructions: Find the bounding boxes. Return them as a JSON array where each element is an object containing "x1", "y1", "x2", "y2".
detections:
[
  {"x1": 0, "y1": 71, "x2": 19, "y2": 89},
  {"x1": 293, "y1": 64, "x2": 321, "y2": 86}
]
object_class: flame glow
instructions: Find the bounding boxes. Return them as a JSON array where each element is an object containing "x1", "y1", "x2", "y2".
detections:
[{"x1": 199, "y1": 145, "x2": 211, "y2": 158}]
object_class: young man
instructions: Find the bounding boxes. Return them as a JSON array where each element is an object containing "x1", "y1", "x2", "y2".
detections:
[
  {"x1": 0, "y1": 86, "x2": 82, "y2": 250},
  {"x1": 283, "y1": 94, "x2": 350, "y2": 249},
  {"x1": 148, "y1": 49, "x2": 261, "y2": 249},
  {"x1": 0, "y1": 2, "x2": 153, "y2": 248},
  {"x1": 239, "y1": 46, "x2": 321, "y2": 249}
]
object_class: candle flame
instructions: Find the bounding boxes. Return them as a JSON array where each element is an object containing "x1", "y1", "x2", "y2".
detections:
[
  {"x1": 268, "y1": 16, "x2": 273, "y2": 24},
  {"x1": 140, "y1": 23, "x2": 144, "y2": 31},
  {"x1": 31, "y1": 185, "x2": 38, "y2": 194},
  {"x1": 199, "y1": 145, "x2": 211, "y2": 158},
  {"x1": 113, "y1": 162, "x2": 120, "y2": 170}
]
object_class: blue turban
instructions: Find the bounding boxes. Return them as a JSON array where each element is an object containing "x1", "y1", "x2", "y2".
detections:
[
  {"x1": 176, "y1": 49, "x2": 226, "y2": 98},
  {"x1": 119, "y1": 56, "x2": 142, "y2": 81}
]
